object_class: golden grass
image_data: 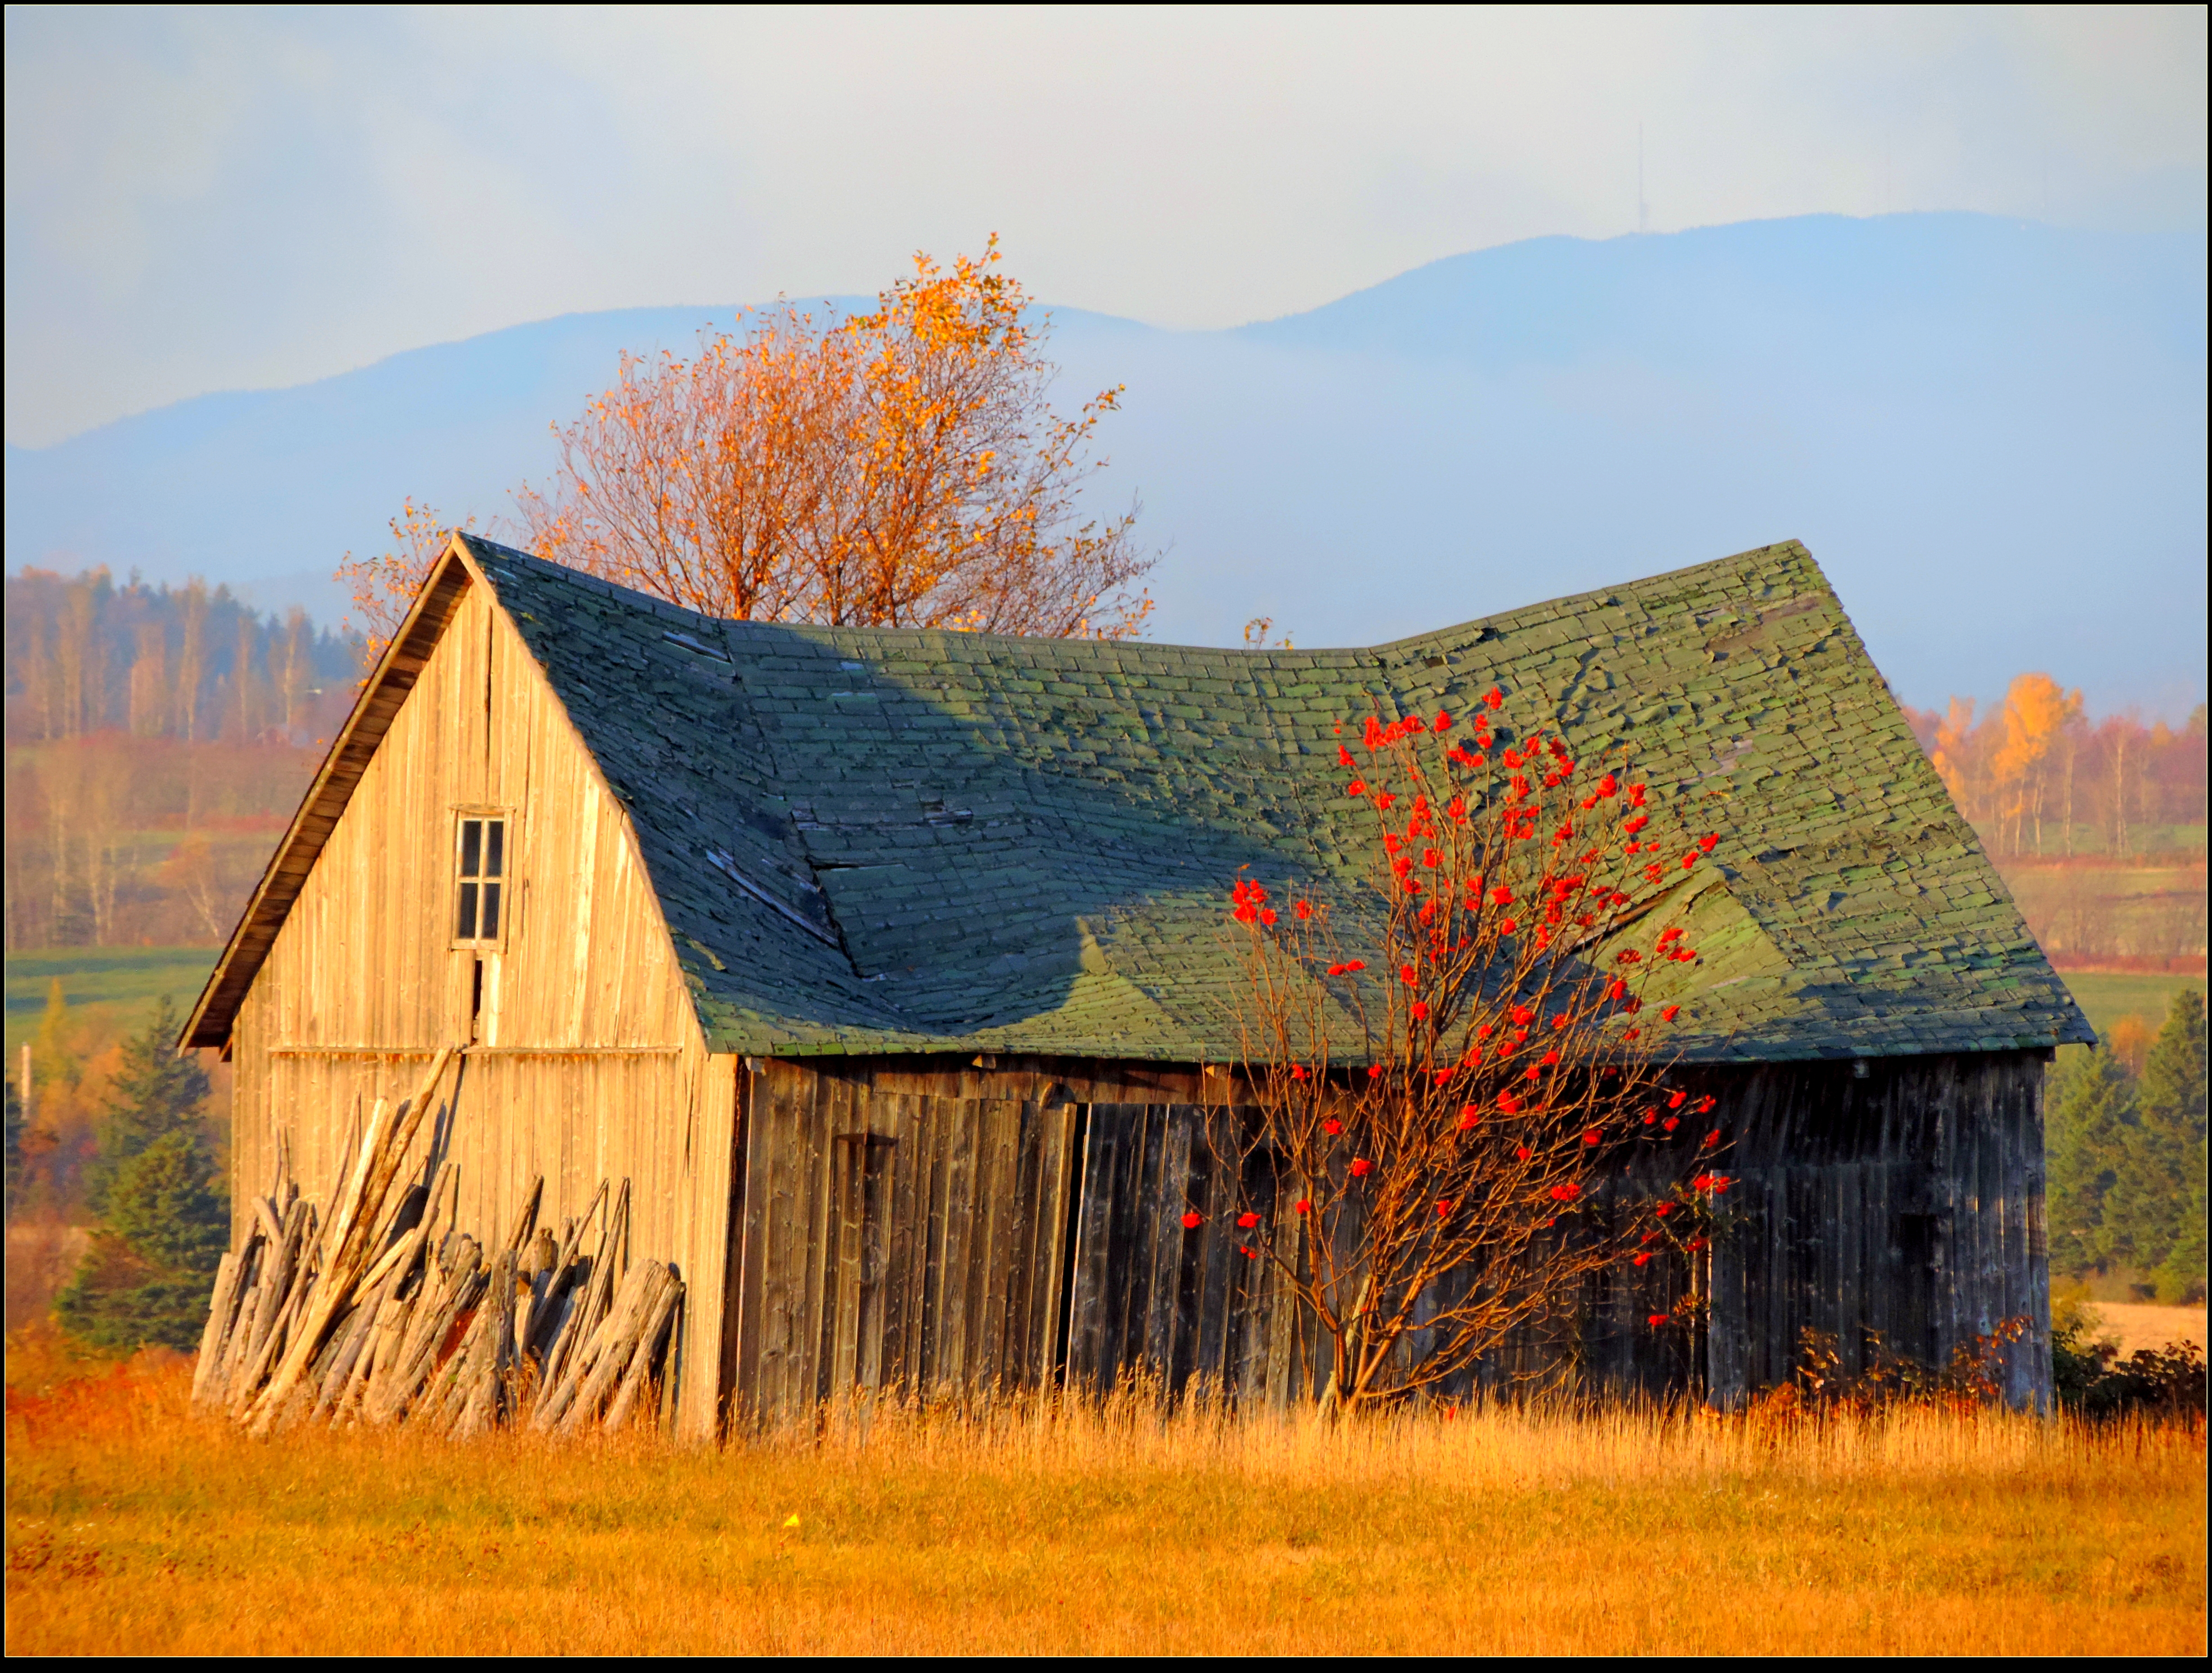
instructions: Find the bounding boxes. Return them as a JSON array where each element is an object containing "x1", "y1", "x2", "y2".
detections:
[
  {"x1": 2084, "y1": 1303, "x2": 2209, "y2": 1357},
  {"x1": 5, "y1": 1349, "x2": 2204, "y2": 1657}
]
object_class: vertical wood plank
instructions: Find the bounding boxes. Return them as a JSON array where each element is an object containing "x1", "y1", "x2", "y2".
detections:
[
  {"x1": 1037, "y1": 1098, "x2": 1077, "y2": 1385},
  {"x1": 799, "y1": 1071, "x2": 841, "y2": 1405},
  {"x1": 973, "y1": 1099, "x2": 1019, "y2": 1392},
  {"x1": 1067, "y1": 1104, "x2": 1123, "y2": 1386},
  {"x1": 879, "y1": 1091, "x2": 920, "y2": 1392},
  {"x1": 918, "y1": 1095, "x2": 951, "y2": 1392},
  {"x1": 940, "y1": 1097, "x2": 981, "y2": 1390}
]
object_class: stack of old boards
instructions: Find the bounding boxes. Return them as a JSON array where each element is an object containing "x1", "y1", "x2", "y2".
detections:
[{"x1": 191, "y1": 1046, "x2": 686, "y2": 1439}]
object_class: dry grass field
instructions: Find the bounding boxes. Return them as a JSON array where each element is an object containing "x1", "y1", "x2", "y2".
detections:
[
  {"x1": 4, "y1": 1338, "x2": 2204, "y2": 1658},
  {"x1": 2090, "y1": 1304, "x2": 2209, "y2": 1357}
]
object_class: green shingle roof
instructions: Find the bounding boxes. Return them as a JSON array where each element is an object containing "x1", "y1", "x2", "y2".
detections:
[{"x1": 466, "y1": 535, "x2": 2092, "y2": 1064}]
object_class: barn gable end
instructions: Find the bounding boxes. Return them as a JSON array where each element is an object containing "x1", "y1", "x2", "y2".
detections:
[{"x1": 201, "y1": 545, "x2": 738, "y2": 1437}]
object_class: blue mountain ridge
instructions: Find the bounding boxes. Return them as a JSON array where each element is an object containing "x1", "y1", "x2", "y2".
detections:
[{"x1": 6, "y1": 213, "x2": 2205, "y2": 714}]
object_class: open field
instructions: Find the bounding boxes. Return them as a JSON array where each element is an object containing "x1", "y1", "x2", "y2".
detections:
[
  {"x1": 1996, "y1": 853, "x2": 2206, "y2": 980},
  {"x1": 2055, "y1": 971, "x2": 2205, "y2": 1040},
  {"x1": 3, "y1": 945, "x2": 221, "y2": 1062},
  {"x1": 2065, "y1": 1302, "x2": 2209, "y2": 1356},
  {"x1": 6, "y1": 951, "x2": 2196, "y2": 1062},
  {"x1": 4, "y1": 1356, "x2": 2203, "y2": 1657}
]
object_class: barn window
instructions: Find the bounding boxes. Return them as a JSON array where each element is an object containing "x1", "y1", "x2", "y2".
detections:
[{"x1": 453, "y1": 813, "x2": 509, "y2": 945}]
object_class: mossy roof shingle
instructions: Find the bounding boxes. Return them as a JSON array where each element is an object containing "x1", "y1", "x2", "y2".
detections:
[{"x1": 465, "y1": 535, "x2": 2092, "y2": 1064}]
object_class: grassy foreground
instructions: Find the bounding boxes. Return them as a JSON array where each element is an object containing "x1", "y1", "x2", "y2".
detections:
[{"x1": 5, "y1": 1354, "x2": 2204, "y2": 1657}]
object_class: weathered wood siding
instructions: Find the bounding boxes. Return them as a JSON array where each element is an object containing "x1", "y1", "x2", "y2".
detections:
[
  {"x1": 728, "y1": 1052, "x2": 2050, "y2": 1417},
  {"x1": 1060, "y1": 1105, "x2": 1698, "y2": 1408},
  {"x1": 727, "y1": 1059, "x2": 1085, "y2": 1421},
  {"x1": 1700, "y1": 1050, "x2": 2050, "y2": 1408},
  {"x1": 228, "y1": 576, "x2": 738, "y2": 1437},
  {"x1": 726, "y1": 1070, "x2": 1672, "y2": 1414},
  {"x1": 1063, "y1": 1103, "x2": 1299, "y2": 1400}
]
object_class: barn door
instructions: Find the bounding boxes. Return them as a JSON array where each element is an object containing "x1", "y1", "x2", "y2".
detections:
[
  {"x1": 1061, "y1": 1103, "x2": 1293, "y2": 1404},
  {"x1": 725, "y1": 1066, "x2": 1081, "y2": 1425}
]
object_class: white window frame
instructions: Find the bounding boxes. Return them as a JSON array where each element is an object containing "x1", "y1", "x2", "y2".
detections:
[{"x1": 451, "y1": 809, "x2": 512, "y2": 949}]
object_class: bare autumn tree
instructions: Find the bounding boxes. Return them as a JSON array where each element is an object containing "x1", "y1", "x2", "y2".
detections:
[
  {"x1": 335, "y1": 499, "x2": 477, "y2": 671},
  {"x1": 513, "y1": 238, "x2": 1154, "y2": 638},
  {"x1": 1213, "y1": 693, "x2": 1735, "y2": 1413}
]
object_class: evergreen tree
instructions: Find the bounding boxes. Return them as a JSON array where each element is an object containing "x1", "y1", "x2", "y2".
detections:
[
  {"x1": 2138, "y1": 988, "x2": 2208, "y2": 1142},
  {"x1": 56, "y1": 996, "x2": 228, "y2": 1352},
  {"x1": 84, "y1": 996, "x2": 210, "y2": 1215},
  {"x1": 2117, "y1": 989, "x2": 2208, "y2": 1301},
  {"x1": 56, "y1": 1131, "x2": 228, "y2": 1351},
  {"x1": 2154, "y1": 1132, "x2": 2208, "y2": 1303},
  {"x1": 2046, "y1": 1044, "x2": 2136, "y2": 1274}
]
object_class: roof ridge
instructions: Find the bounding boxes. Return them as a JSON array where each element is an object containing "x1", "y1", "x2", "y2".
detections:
[{"x1": 464, "y1": 535, "x2": 1827, "y2": 661}]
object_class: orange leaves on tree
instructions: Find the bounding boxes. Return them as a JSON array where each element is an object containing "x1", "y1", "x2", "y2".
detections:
[
  {"x1": 334, "y1": 498, "x2": 476, "y2": 674},
  {"x1": 513, "y1": 236, "x2": 1154, "y2": 639}
]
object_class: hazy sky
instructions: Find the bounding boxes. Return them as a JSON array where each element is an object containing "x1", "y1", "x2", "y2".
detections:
[{"x1": 5, "y1": 5, "x2": 2206, "y2": 447}]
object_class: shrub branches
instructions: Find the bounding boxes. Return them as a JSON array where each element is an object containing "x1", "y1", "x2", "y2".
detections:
[{"x1": 1211, "y1": 692, "x2": 1732, "y2": 1412}]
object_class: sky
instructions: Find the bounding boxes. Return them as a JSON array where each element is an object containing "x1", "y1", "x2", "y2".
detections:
[{"x1": 4, "y1": 5, "x2": 2207, "y2": 448}]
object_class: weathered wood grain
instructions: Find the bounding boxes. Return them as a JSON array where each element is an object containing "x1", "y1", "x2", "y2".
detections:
[
  {"x1": 606, "y1": 1269, "x2": 684, "y2": 1432},
  {"x1": 191, "y1": 1249, "x2": 248, "y2": 1407}
]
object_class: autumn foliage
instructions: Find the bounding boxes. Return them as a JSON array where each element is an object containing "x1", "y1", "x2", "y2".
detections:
[
  {"x1": 1212, "y1": 694, "x2": 1730, "y2": 1410},
  {"x1": 513, "y1": 238, "x2": 1153, "y2": 638},
  {"x1": 334, "y1": 499, "x2": 476, "y2": 669},
  {"x1": 1915, "y1": 675, "x2": 2206, "y2": 860}
]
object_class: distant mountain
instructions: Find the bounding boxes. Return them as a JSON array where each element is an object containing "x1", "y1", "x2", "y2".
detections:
[{"x1": 6, "y1": 214, "x2": 2204, "y2": 714}]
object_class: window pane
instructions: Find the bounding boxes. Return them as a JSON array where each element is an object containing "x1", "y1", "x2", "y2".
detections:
[
  {"x1": 459, "y1": 819, "x2": 482, "y2": 879},
  {"x1": 484, "y1": 819, "x2": 504, "y2": 878},
  {"x1": 457, "y1": 881, "x2": 479, "y2": 940},
  {"x1": 481, "y1": 881, "x2": 501, "y2": 941}
]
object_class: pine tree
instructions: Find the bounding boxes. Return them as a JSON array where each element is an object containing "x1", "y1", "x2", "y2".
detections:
[
  {"x1": 2138, "y1": 989, "x2": 2208, "y2": 1142},
  {"x1": 84, "y1": 996, "x2": 210, "y2": 1215},
  {"x1": 2153, "y1": 1133, "x2": 2208, "y2": 1303},
  {"x1": 2125, "y1": 989, "x2": 2208, "y2": 1302},
  {"x1": 56, "y1": 1131, "x2": 229, "y2": 1351},
  {"x1": 56, "y1": 996, "x2": 228, "y2": 1352},
  {"x1": 2045, "y1": 1044, "x2": 2136, "y2": 1274}
]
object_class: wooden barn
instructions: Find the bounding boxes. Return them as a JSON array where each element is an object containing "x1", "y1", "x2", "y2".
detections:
[{"x1": 184, "y1": 535, "x2": 2092, "y2": 1434}]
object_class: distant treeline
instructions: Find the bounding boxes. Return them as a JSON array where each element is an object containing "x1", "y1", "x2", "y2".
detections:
[
  {"x1": 4, "y1": 568, "x2": 361, "y2": 948},
  {"x1": 4, "y1": 564, "x2": 2206, "y2": 954},
  {"x1": 5, "y1": 567, "x2": 361, "y2": 746},
  {"x1": 1903, "y1": 676, "x2": 2208, "y2": 861}
]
